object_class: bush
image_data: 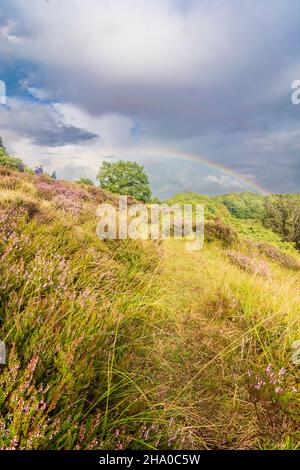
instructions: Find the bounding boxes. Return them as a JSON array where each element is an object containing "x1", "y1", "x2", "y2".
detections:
[
  {"x1": 218, "y1": 193, "x2": 266, "y2": 219},
  {"x1": 256, "y1": 242, "x2": 300, "y2": 270},
  {"x1": 263, "y1": 195, "x2": 300, "y2": 250},
  {"x1": 0, "y1": 146, "x2": 24, "y2": 172},
  {"x1": 226, "y1": 250, "x2": 271, "y2": 277},
  {"x1": 36, "y1": 181, "x2": 88, "y2": 202},
  {"x1": 75, "y1": 178, "x2": 94, "y2": 186},
  {"x1": 205, "y1": 218, "x2": 238, "y2": 246}
]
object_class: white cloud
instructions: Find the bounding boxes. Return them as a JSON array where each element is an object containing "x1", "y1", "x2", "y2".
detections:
[
  {"x1": 53, "y1": 103, "x2": 135, "y2": 148},
  {"x1": 26, "y1": 87, "x2": 52, "y2": 102},
  {"x1": 1, "y1": 125, "x2": 104, "y2": 181},
  {"x1": 204, "y1": 174, "x2": 244, "y2": 189},
  {"x1": 0, "y1": 20, "x2": 27, "y2": 45},
  {"x1": 246, "y1": 126, "x2": 300, "y2": 151},
  {"x1": 0, "y1": 97, "x2": 137, "y2": 180},
  {"x1": 1, "y1": 0, "x2": 232, "y2": 86}
]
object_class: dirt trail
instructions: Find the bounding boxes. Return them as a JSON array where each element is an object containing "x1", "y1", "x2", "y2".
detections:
[{"x1": 152, "y1": 240, "x2": 258, "y2": 449}]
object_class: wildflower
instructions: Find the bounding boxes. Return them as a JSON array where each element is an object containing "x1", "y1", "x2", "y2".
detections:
[
  {"x1": 87, "y1": 439, "x2": 99, "y2": 450},
  {"x1": 269, "y1": 372, "x2": 277, "y2": 385},
  {"x1": 9, "y1": 436, "x2": 19, "y2": 450}
]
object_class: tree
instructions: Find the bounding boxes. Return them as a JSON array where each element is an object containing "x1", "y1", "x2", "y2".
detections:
[
  {"x1": 51, "y1": 171, "x2": 57, "y2": 180},
  {"x1": 97, "y1": 161, "x2": 152, "y2": 202},
  {"x1": 263, "y1": 195, "x2": 300, "y2": 249},
  {"x1": 76, "y1": 177, "x2": 94, "y2": 186},
  {"x1": 0, "y1": 140, "x2": 24, "y2": 171},
  {"x1": 220, "y1": 193, "x2": 265, "y2": 219}
]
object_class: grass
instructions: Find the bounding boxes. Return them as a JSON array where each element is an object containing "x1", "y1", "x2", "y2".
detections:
[
  {"x1": 154, "y1": 240, "x2": 299, "y2": 448},
  {"x1": 0, "y1": 168, "x2": 299, "y2": 449}
]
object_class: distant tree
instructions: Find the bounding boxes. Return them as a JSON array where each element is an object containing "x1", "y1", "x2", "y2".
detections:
[
  {"x1": 151, "y1": 197, "x2": 161, "y2": 204},
  {"x1": 97, "y1": 161, "x2": 151, "y2": 202},
  {"x1": 51, "y1": 171, "x2": 57, "y2": 180},
  {"x1": 24, "y1": 166, "x2": 35, "y2": 175},
  {"x1": 220, "y1": 193, "x2": 265, "y2": 219},
  {"x1": 263, "y1": 195, "x2": 300, "y2": 249},
  {"x1": 0, "y1": 139, "x2": 24, "y2": 171},
  {"x1": 76, "y1": 177, "x2": 94, "y2": 186}
]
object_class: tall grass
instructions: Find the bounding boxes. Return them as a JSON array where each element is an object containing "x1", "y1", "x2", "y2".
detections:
[
  {"x1": 0, "y1": 168, "x2": 299, "y2": 449},
  {"x1": 0, "y1": 172, "x2": 179, "y2": 450},
  {"x1": 153, "y1": 240, "x2": 299, "y2": 449}
]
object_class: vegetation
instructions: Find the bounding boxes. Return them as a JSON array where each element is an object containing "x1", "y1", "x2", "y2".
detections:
[
  {"x1": 167, "y1": 191, "x2": 300, "y2": 252},
  {"x1": 205, "y1": 218, "x2": 238, "y2": 246},
  {"x1": 217, "y1": 192, "x2": 265, "y2": 220},
  {"x1": 75, "y1": 177, "x2": 94, "y2": 187},
  {"x1": 0, "y1": 168, "x2": 299, "y2": 450},
  {"x1": 97, "y1": 161, "x2": 152, "y2": 202},
  {"x1": 263, "y1": 195, "x2": 300, "y2": 249},
  {"x1": 0, "y1": 145, "x2": 24, "y2": 172},
  {"x1": 256, "y1": 242, "x2": 300, "y2": 270},
  {"x1": 226, "y1": 249, "x2": 271, "y2": 277}
]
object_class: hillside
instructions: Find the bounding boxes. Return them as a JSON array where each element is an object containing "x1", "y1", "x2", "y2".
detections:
[
  {"x1": 0, "y1": 167, "x2": 299, "y2": 450},
  {"x1": 166, "y1": 192, "x2": 300, "y2": 251}
]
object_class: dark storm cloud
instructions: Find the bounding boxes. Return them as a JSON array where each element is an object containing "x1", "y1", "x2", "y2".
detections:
[
  {"x1": 32, "y1": 125, "x2": 98, "y2": 147},
  {"x1": 0, "y1": 97, "x2": 99, "y2": 147}
]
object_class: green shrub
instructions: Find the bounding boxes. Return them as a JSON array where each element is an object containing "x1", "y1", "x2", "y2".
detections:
[
  {"x1": 0, "y1": 146, "x2": 24, "y2": 172},
  {"x1": 75, "y1": 177, "x2": 94, "y2": 186},
  {"x1": 205, "y1": 218, "x2": 238, "y2": 246},
  {"x1": 226, "y1": 249, "x2": 271, "y2": 277},
  {"x1": 263, "y1": 195, "x2": 300, "y2": 249},
  {"x1": 218, "y1": 192, "x2": 265, "y2": 219},
  {"x1": 256, "y1": 242, "x2": 300, "y2": 270}
]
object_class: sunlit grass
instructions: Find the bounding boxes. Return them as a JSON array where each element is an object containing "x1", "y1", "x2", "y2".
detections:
[{"x1": 0, "y1": 168, "x2": 299, "y2": 449}]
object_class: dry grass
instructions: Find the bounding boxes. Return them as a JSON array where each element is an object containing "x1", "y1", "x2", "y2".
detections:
[
  {"x1": 0, "y1": 167, "x2": 299, "y2": 450},
  {"x1": 148, "y1": 240, "x2": 299, "y2": 449}
]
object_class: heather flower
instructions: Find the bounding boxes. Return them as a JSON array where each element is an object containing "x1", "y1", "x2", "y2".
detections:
[
  {"x1": 248, "y1": 362, "x2": 298, "y2": 402},
  {"x1": 256, "y1": 242, "x2": 300, "y2": 271},
  {"x1": 226, "y1": 250, "x2": 271, "y2": 277}
]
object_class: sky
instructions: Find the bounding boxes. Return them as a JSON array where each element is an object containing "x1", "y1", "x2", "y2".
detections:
[{"x1": 0, "y1": 0, "x2": 300, "y2": 198}]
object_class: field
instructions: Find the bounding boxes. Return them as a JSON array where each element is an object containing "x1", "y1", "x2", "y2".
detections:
[{"x1": 0, "y1": 167, "x2": 299, "y2": 449}]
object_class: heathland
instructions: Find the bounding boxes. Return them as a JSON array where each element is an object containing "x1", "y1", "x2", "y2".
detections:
[{"x1": 0, "y1": 166, "x2": 299, "y2": 449}]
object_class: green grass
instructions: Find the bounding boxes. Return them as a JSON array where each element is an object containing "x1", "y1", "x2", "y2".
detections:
[{"x1": 225, "y1": 217, "x2": 298, "y2": 252}]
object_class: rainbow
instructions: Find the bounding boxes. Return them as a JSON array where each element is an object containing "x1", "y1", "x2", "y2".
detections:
[{"x1": 115, "y1": 148, "x2": 270, "y2": 195}]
